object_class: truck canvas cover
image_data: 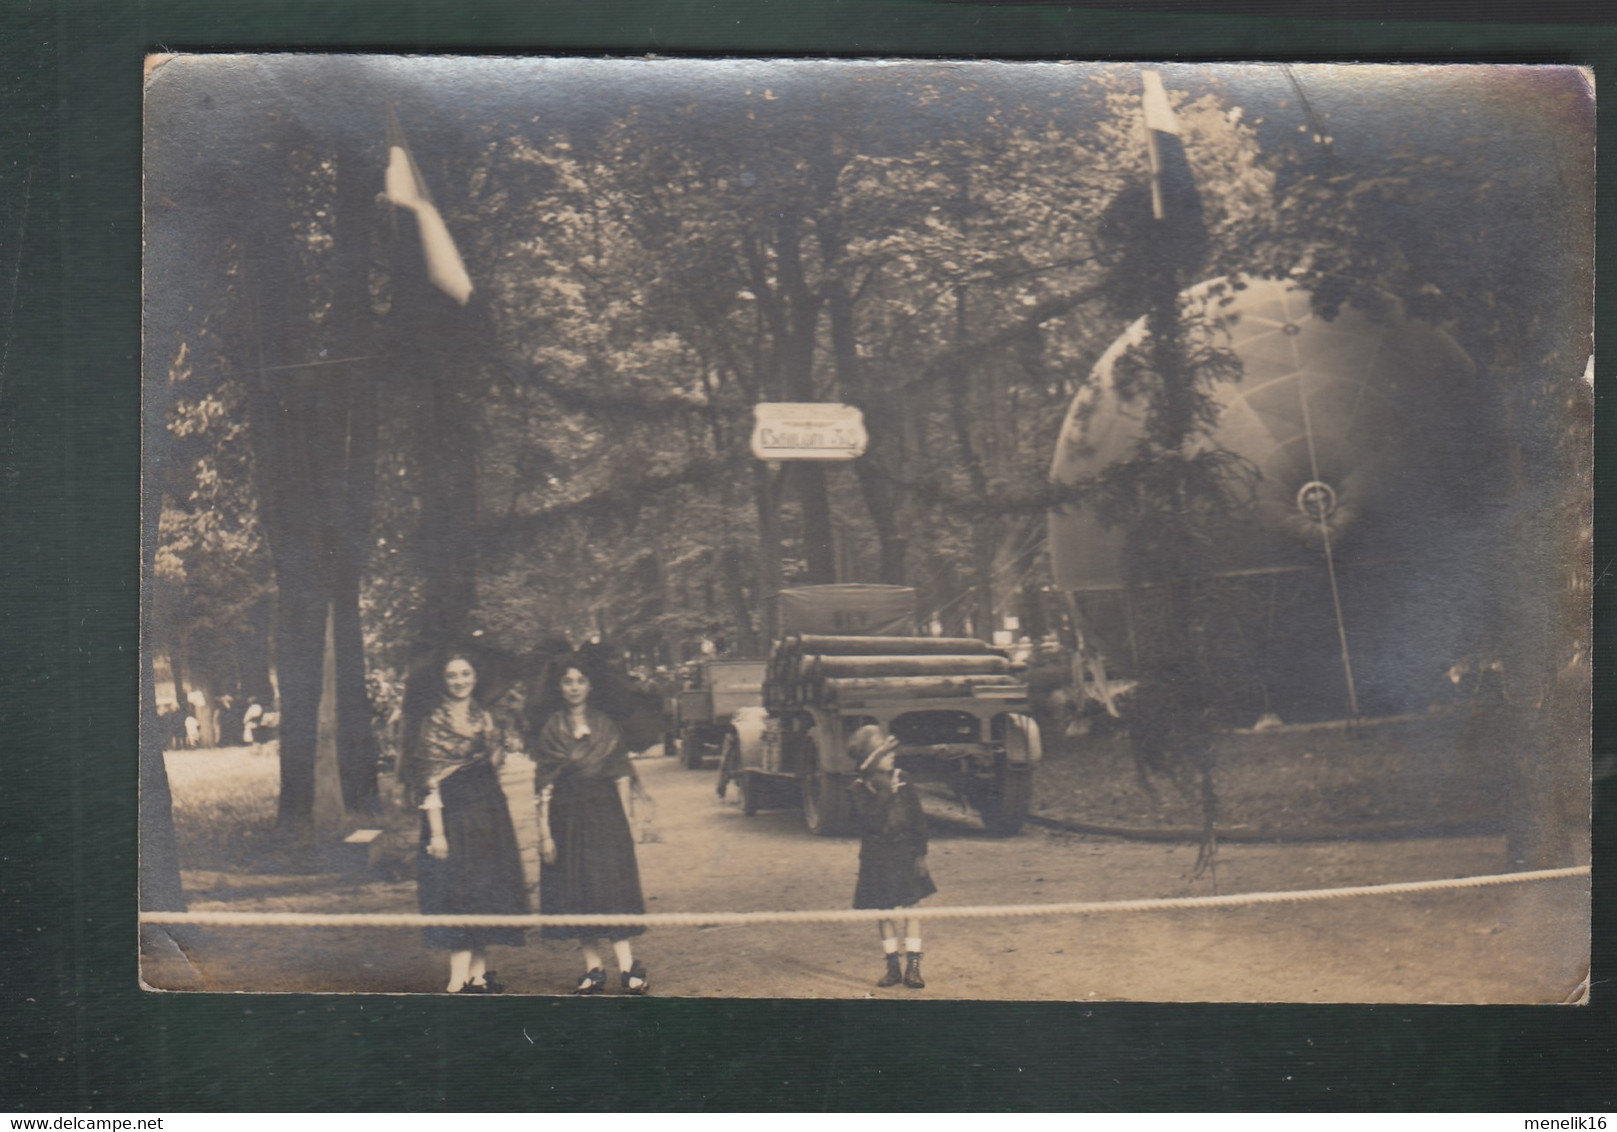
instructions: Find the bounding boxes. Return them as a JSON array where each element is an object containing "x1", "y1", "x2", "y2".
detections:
[{"x1": 777, "y1": 584, "x2": 916, "y2": 637}]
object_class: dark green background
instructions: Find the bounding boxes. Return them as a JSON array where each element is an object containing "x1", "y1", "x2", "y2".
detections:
[{"x1": 3, "y1": 0, "x2": 1612, "y2": 1112}]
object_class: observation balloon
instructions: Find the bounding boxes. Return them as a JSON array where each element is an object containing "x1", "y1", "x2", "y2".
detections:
[{"x1": 1047, "y1": 278, "x2": 1497, "y2": 722}]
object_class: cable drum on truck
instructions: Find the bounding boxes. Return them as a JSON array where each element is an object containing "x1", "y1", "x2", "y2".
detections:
[{"x1": 744, "y1": 588, "x2": 1038, "y2": 837}]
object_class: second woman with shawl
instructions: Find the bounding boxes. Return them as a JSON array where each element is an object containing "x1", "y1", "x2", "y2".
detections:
[{"x1": 531, "y1": 658, "x2": 650, "y2": 995}]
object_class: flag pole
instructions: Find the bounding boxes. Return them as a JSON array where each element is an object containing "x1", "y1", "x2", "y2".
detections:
[{"x1": 1140, "y1": 70, "x2": 1181, "y2": 223}]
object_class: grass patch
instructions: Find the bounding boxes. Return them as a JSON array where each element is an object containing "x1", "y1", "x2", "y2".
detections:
[
  {"x1": 165, "y1": 745, "x2": 280, "y2": 869},
  {"x1": 164, "y1": 744, "x2": 424, "y2": 876},
  {"x1": 1033, "y1": 710, "x2": 1509, "y2": 833}
]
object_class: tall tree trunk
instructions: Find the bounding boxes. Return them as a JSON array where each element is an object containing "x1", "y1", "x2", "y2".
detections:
[
  {"x1": 236, "y1": 136, "x2": 380, "y2": 830},
  {"x1": 240, "y1": 206, "x2": 330, "y2": 832},
  {"x1": 1490, "y1": 346, "x2": 1585, "y2": 870},
  {"x1": 720, "y1": 544, "x2": 759, "y2": 656},
  {"x1": 271, "y1": 412, "x2": 328, "y2": 832},
  {"x1": 945, "y1": 284, "x2": 997, "y2": 639},
  {"x1": 795, "y1": 463, "x2": 836, "y2": 585},
  {"x1": 329, "y1": 133, "x2": 381, "y2": 812},
  {"x1": 168, "y1": 642, "x2": 190, "y2": 724},
  {"x1": 1130, "y1": 241, "x2": 1219, "y2": 875},
  {"x1": 142, "y1": 369, "x2": 186, "y2": 910},
  {"x1": 774, "y1": 215, "x2": 835, "y2": 584},
  {"x1": 396, "y1": 263, "x2": 481, "y2": 646},
  {"x1": 240, "y1": 601, "x2": 275, "y2": 703},
  {"x1": 972, "y1": 529, "x2": 997, "y2": 641},
  {"x1": 1019, "y1": 579, "x2": 1049, "y2": 642},
  {"x1": 333, "y1": 562, "x2": 376, "y2": 811},
  {"x1": 653, "y1": 538, "x2": 678, "y2": 668},
  {"x1": 419, "y1": 361, "x2": 479, "y2": 641},
  {"x1": 827, "y1": 276, "x2": 906, "y2": 585},
  {"x1": 753, "y1": 461, "x2": 783, "y2": 643}
]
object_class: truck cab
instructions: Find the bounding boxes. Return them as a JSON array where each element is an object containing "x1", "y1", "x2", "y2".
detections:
[{"x1": 669, "y1": 658, "x2": 768, "y2": 770}]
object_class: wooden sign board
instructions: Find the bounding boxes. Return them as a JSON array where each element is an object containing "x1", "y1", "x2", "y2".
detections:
[{"x1": 750, "y1": 402, "x2": 867, "y2": 460}]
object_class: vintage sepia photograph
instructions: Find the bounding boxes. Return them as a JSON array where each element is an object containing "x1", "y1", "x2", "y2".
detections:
[{"x1": 140, "y1": 55, "x2": 1592, "y2": 1001}]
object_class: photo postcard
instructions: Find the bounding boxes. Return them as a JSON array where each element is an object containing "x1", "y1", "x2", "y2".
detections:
[{"x1": 140, "y1": 55, "x2": 1593, "y2": 1002}]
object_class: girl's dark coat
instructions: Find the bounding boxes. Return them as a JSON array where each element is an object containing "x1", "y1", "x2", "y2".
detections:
[{"x1": 850, "y1": 776, "x2": 937, "y2": 910}]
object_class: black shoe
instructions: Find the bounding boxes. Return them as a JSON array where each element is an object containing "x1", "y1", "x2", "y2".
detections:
[
  {"x1": 455, "y1": 982, "x2": 487, "y2": 994},
  {"x1": 573, "y1": 968, "x2": 606, "y2": 996},
  {"x1": 621, "y1": 960, "x2": 650, "y2": 995},
  {"x1": 877, "y1": 952, "x2": 903, "y2": 987},
  {"x1": 472, "y1": 972, "x2": 505, "y2": 995},
  {"x1": 903, "y1": 952, "x2": 925, "y2": 989}
]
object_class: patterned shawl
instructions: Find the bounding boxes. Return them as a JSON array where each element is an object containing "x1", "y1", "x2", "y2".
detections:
[
  {"x1": 402, "y1": 697, "x2": 501, "y2": 789},
  {"x1": 532, "y1": 706, "x2": 632, "y2": 793}
]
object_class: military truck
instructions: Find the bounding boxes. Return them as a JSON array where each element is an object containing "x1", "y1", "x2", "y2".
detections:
[
  {"x1": 667, "y1": 659, "x2": 768, "y2": 770},
  {"x1": 732, "y1": 584, "x2": 1041, "y2": 836}
]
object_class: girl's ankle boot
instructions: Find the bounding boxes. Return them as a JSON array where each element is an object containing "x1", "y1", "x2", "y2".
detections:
[
  {"x1": 877, "y1": 952, "x2": 903, "y2": 987},
  {"x1": 903, "y1": 952, "x2": 925, "y2": 988}
]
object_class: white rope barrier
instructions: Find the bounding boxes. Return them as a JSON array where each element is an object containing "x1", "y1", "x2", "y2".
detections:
[{"x1": 140, "y1": 864, "x2": 1589, "y2": 929}]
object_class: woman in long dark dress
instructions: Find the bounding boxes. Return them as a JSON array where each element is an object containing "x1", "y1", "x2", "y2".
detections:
[
  {"x1": 531, "y1": 659, "x2": 650, "y2": 995},
  {"x1": 402, "y1": 654, "x2": 528, "y2": 993}
]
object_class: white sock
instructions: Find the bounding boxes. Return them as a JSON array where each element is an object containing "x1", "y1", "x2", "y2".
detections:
[
  {"x1": 905, "y1": 937, "x2": 922, "y2": 954},
  {"x1": 882, "y1": 937, "x2": 899, "y2": 954}
]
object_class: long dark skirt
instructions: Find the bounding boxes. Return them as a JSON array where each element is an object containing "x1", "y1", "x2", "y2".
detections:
[
  {"x1": 418, "y1": 760, "x2": 529, "y2": 950},
  {"x1": 540, "y1": 776, "x2": 645, "y2": 940},
  {"x1": 852, "y1": 840, "x2": 937, "y2": 910}
]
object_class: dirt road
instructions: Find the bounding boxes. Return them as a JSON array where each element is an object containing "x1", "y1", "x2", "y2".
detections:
[{"x1": 149, "y1": 751, "x2": 1589, "y2": 1002}]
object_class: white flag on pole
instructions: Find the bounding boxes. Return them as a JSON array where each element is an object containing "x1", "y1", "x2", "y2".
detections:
[
  {"x1": 382, "y1": 116, "x2": 473, "y2": 306},
  {"x1": 1141, "y1": 69, "x2": 1182, "y2": 136}
]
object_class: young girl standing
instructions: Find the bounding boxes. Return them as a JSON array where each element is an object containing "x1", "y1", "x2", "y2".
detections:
[{"x1": 847, "y1": 725, "x2": 936, "y2": 989}]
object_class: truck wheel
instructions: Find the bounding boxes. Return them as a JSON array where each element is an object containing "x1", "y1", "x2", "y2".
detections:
[
  {"x1": 1005, "y1": 714, "x2": 1042, "y2": 764},
  {"x1": 802, "y1": 739, "x2": 853, "y2": 836},
  {"x1": 741, "y1": 770, "x2": 762, "y2": 816},
  {"x1": 977, "y1": 762, "x2": 1032, "y2": 836}
]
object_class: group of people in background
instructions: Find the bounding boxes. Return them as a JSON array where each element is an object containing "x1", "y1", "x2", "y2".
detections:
[
  {"x1": 155, "y1": 703, "x2": 200, "y2": 751},
  {"x1": 156, "y1": 693, "x2": 278, "y2": 751},
  {"x1": 397, "y1": 647, "x2": 935, "y2": 996}
]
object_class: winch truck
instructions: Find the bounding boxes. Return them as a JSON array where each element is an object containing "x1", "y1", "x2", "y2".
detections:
[{"x1": 733, "y1": 584, "x2": 1041, "y2": 836}]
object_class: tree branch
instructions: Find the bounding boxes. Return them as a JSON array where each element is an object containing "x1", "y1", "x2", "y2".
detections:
[
  {"x1": 506, "y1": 365, "x2": 707, "y2": 422},
  {"x1": 912, "y1": 282, "x2": 1108, "y2": 390},
  {"x1": 864, "y1": 458, "x2": 1100, "y2": 519},
  {"x1": 480, "y1": 454, "x2": 733, "y2": 550}
]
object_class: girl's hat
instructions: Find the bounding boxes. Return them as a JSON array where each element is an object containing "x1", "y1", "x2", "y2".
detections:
[{"x1": 848, "y1": 724, "x2": 893, "y2": 773}]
